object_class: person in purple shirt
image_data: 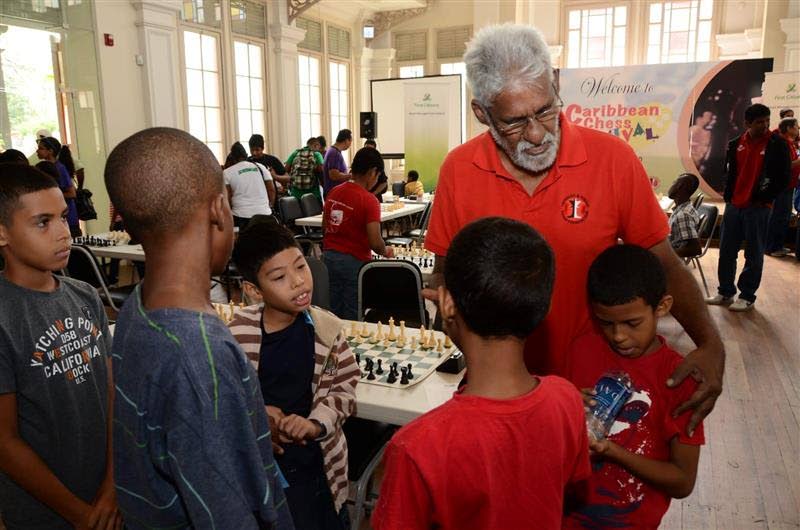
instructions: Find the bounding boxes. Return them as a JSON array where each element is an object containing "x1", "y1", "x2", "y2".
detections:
[
  {"x1": 36, "y1": 137, "x2": 80, "y2": 236},
  {"x1": 322, "y1": 129, "x2": 352, "y2": 198}
]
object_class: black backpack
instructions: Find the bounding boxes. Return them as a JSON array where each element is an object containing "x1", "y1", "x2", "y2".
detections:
[{"x1": 75, "y1": 185, "x2": 98, "y2": 221}]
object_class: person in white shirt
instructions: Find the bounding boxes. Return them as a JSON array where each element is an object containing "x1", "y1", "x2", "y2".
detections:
[{"x1": 223, "y1": 142, "x2": 276, "y2": 230}]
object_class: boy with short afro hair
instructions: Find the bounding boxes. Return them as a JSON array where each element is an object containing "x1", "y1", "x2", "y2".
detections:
[
  {"x1": 106, "y1": 127, "x2": 293, "y2": 530},
  {"x1": 373, "y1": 217, "x2": 590, "y2": 530},
  {"x1": 228, "y1": 221, "x2": 359, "y2": 530},
  {"x1": 667, "y1": 173, "x2": 702, "y2": 258},
  {"x1": 563, "y1": 244, "x2": 704, "y2": 530},
  {"x1": 0, "y1": 164, "x2": 119, "y2": 529}
]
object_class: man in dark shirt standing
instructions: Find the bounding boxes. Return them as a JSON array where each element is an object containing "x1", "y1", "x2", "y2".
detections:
[
  {"x1": 707, "y1": 104, "x2": 791, "y2": 311},
  {"x1": 364, "y1": 139, "x2": 388, "y2": 202},
  {"x1": 249, "y1": 134, "x2": 289, "y2": 190}
]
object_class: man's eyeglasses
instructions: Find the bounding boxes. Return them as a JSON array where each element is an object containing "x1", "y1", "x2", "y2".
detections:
[{"x1": 486, "y1": 89, "x2": 564, "y2": 136}]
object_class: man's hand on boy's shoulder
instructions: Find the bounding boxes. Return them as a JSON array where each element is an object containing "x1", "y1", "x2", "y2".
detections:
[{"x1": 667, "y1": 340, "x2": 724, "y2": 438}]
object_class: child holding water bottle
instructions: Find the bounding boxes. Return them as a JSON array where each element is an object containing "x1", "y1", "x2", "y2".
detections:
[{"x1": 564, "y1": 244, "x2": 705, "y2": 530}]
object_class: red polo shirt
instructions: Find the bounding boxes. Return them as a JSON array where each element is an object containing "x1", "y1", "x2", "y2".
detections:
[
  {"x1": 732, "y1": 131, "x2": 770, "y2": 208},
  {"x1": 425, "y1": 117, "x2": 669, "y2": 376}
]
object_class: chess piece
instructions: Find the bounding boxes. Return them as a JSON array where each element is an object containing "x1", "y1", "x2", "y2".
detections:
[
  {"x1": 360, "y1": 323, "x2": 370, "y2": 338},
  {"x1": 400, "y1": 367, "x2": 409, "y2": 385},
  {"x1": 419, "y1": 325, "x2": 426, "y2": 344},
  {"x1": 368, "y1": 330, "x2": 378, "y2": 344},
  {"x1": 349, "y1": 321, "x2": 357, "y2": 337},
  {"x1": 396, "y1": 336, "x2": 406, "y2": 348},
  {"x1": 399, "y1": 320, "x2": 406, "y2": 340},
  {"x1": 355, "y1": 353, "x2": 361, "y2": 366},
  {"x1": 425, "y1": 331, "x2": 435, "y2": 349},
  {"x1": 383, "y1": 337, "x2": 390, "y2": 347},
  {"x1": 411, "y1": 336, "x2": 417, "y2": 349},
  {"x1": 444, "y1": 335, "x2": 453, "y2": 348},
  {"x1": 376, "y1": 359, "x2": 384, "y2": 375},
  {"x1": 436, "y1": 338, "x2": 443, "y2": 353},
  {"x1": 386, "y1": 368, "x2": 397, "y2": 384},
  {"x1": 388, "y1": 317, "x2": 397, "y2": 341},
  {"x1": 367, "y1": 365, "x2": 376, "y2": 380},
  {"x1": 376, "y1": 321, "x2": 383, "y2": 340},
  {"x1": 406, "y1": 363, "x2": 414, "y2": 380}
]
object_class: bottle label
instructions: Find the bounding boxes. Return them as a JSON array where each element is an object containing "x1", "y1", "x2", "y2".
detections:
[{"x1": 592, "y1": 376, "x2": 632, "y2": 422}]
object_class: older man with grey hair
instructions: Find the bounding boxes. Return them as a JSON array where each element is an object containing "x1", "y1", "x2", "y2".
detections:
[{"x1": 424, "y1": 24, "x2": 723, "y2": 434}]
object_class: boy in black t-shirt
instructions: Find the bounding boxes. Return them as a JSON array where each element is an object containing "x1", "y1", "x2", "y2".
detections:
[{"x1": 0, "y1": 164, "x2": 119, "y2": 529}]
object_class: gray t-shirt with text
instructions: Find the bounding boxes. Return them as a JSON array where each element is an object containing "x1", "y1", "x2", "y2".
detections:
[{"x1": 0, "y1": 275, "x2": 111, "y2": 529}]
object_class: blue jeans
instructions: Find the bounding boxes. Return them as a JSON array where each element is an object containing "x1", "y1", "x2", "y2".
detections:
[
  {"x1": 765, "y1": 188, "x2": 793, "y2": 252},
  {"x1": 717, "y1": 203, "x2": 770, "y2": 302},
  {"x1": 323, "y1": 250, "x2": 363, "y2": 321}
]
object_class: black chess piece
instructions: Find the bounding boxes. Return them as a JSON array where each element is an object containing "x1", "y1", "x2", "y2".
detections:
[
  {"x1": 386, "y1": 369, "x2": 397, "y2": 384},
  {"x1": 356, "y1": 353, "x2": 361, "y2": 366},
  {"x1": 367, "y1": 365, "x2": 376, "y2": 380},
  {"x1": 406, "y1": 363, "x2": 414, "y2": 380},
  {"x1": 376, "y1": 359, "x2": 384, "y2": 375},
  {"x1": 400, "y1": 367, "x2": 409, "y2": 385}
]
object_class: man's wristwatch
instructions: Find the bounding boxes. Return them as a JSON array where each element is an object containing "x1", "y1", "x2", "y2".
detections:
[{"x1": 310, "y1": 419, "x2": 327, "y2": 439}]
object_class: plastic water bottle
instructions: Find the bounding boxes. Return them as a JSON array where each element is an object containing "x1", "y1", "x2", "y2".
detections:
[{"x1": 586, "y1": 371, "x2": 633, "y2": 442}]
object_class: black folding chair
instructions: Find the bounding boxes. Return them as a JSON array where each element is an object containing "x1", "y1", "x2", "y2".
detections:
[
  {"x1": 306, "y1": 256, "x2": 330, "y2": 311},
  {"x1": 357, "y1": 260, "x2": 428, "y2": 328},
  {"x1": 391, "y1": 182, "x2": 405, "y2": 197},
  {"x1": 684, "y1": 204, "x2": 718, "y2": 297},
  {"x1": 299, "y1": 193, "x2": 323, "y2": 217},
  {"x1": 278, "y1": 196, "x2": 321, "y2": 254},
  {"x1": 65, "y1": 245, "x2": 135, "y2": 313}
]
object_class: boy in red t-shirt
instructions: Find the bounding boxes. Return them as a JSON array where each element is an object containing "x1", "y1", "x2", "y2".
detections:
[
  {"x1": 322, "y1": 147, "x2": 393, "y2": 320},
  {"x1": 372, "y1": 217, "x2": 590, "y2": 530},
  {"x1": 564, "y1": 244, "x2": 704, "y2": 530}
]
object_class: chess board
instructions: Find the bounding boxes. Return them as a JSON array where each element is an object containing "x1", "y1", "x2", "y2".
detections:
[
  {"x1": 74, "y1": 231, "x2": 131, "y2": 247},
  {"x1": 345, "y1": 321, "x2": 455, "y2": 388}
]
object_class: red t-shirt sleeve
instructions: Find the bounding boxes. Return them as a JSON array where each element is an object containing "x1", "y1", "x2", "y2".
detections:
[
  {"x1": 424, "y1": 155, "x2": 459, "y2": 256},
  {"x1": 614, "y1": 142, "x2": 670, "y2": 248},
  {"x1": 662, "y1": 354, "x2": 705, "y2": 446},
  {"x1": 372, "y1": 439, "x2": 433, "y2": 530},
  {"x1": 366, "y1": 193, "x2": 381, "y2": 224}
]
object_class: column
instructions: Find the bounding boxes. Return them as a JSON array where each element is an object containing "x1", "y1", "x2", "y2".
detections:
[
  {"x1": 761, "y1": 0, "x2": 789, "y2": 72},
  {"x1": 266, "y1": 21, "x2": 306, "y2": 158},
  {"x1": 132, "y1": 0, "x2": 184, "y2": 128}
]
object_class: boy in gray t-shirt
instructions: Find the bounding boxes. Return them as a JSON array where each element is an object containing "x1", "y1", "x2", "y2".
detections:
[{"x1": 0, "y1": 164, "x2": 119, "y2": 529}]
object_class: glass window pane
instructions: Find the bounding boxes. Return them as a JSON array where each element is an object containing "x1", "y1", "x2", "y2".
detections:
[
  {"x1": 330, "y1": 90, "x2": 339, "y2": 117},
  {"x1": 339, "y1": 65, "x2": 348, "y2": 90},
  {"x1": 298, "y1": 57, "x2": 309, "y2": 85},
  {"x1": 201, "y1": 34, "x2": 218, "y2": 72},
  {"x1": 234, "y1": 41, "x2": 249, "y2": 76},
  {"x1": 309, "y1": 58, "x2": 320, "y2": 86},
  {"x1": 311, "y1": 87, "x2": 321, "y2": 114},
  {"x1": 329, "y1": 62, "x2": 338, "y2": 87},
  {"x1": 205, "y1": 107, "x2": 221, "y2": 142},
  {"x1": 614, "y1": 27, "x2": 626, "y2": 48},
  {"x1": 698, "y1": 20, "x2": 711, "y2": 42},
  {"x1": 311, "y1": 115, "x2": 321, "y2": 137},
  {"x1": 699, "y1": 0, "x2": 713, "y2": 19},
  {"x1": 184, "y1": 31, "x2": 202, "y2": 69},
  {"x1": 236, "y1": 76, "x2": 250, "y2": 108},
  {"x1": 569, "y1": 10, "x2": 580, "y2": 30},
  {"x1": 613, "y1": 46, "x2": 625, "y2": 66},
  {"x1": 588, "y1": 15, "x2": 605, "y2": 37},
  {"x1": 203, "y1": 71, "x2": 219, "y2": 106},
  {"x1": 647, "y1": 46, "x2": 660, "y2": 64},
  {"x1": 249, "y1": 45, "x2": 262, "y2": 77},
  {"x1": 671, "y1": 8, "x2": 690, "y2": 31},
  {"x1": 648, "y1": 24, "x2": 662, "y2": 46},
  {"x1": 208, "y1": 142, "x2": 223, "y2": 163},
  {"x1": 650, "y1": 3, "x2": 662, "y2": 23},
  {"x1": 186, "y1": 70, "x2": 204, "y2": 106},
  {"x1": 250, "y1": 78, "x2": 263, "y2": 110},
  {"x1": 669, "y1": 31, "x2": 688, "y2": 53},
  {"x1": 614, "y1": 6, "x2": 626, "y2": 26},
  {"x1": 299, "y1": 85, "x2": 310, "y2": 113},
  {"x1": 251, "y1": 110, "x2": 264, "y2": 134},
  {"x1": 697, "y1": 43, "x2": 710, "y2": 61},
  {"x1": 188, "y1": 106, "x2": 206, "y2": 139},
  {"x1": 238, "y1": 109, "x2": 251, "y2": 141}
]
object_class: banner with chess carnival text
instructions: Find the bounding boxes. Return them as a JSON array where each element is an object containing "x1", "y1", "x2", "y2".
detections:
[
  {"x1": 761, "y1": 71, "x2": 800, "y2": 121},
  {"x1": 558, "y1": 58, "x2": 773, "y2": 197},
  {"x1": 404, "y1": 82, "x2": 452, "y2": 192}
]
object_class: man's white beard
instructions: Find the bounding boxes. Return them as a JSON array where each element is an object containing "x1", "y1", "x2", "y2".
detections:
[{"x1": 490, "y1": 117, "x2": 561, "y2": 173}]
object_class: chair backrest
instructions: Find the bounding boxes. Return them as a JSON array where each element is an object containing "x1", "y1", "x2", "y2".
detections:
[
  {"x1": 358, "y1": 260, "x2": 427, "y2": 327},
  {"x1": 278, "y1": 196, "x2": 305, "y2": 224},
  {"x1": 65, "y1": 245, "x2": 118, "y2": 310},
  {"x1": 695, "y1": 203, "x2": 718, "y2": 257},
  {"x1": 391, "y1": 182, "x2": 405, "y2": 197},
  {"x1": 418, "y1": 198, "x2": 434, "y2": 231},
  {"x1": 299, "y1": 193, "x2": 323, "y2": 217},
  {"x1": 306, "y1": 257, "x2": 331, "y2": 310},
  {"x1": 692, "y1": 193, "x2": 705, "y2": 209}
]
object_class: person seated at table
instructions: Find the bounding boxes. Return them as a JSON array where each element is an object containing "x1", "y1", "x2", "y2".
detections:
[
  {"x1": 322, "y1": 147, "x2": 394, "y2": 320},
  {"x1": 563, "y1": 244, "x2": 704, "y2": 529},
  {"x1": 228, "y1": 221, "x2": 359, "y2": 530},
  {"x1": 372, "y1": 217, "x2": 590, "y2": 530},
  {"x1": 667, "y1": 173, "x2": 702, "y2": 258},
  {"x1": 223, "y1": 141, "x2": 276, "y2": 230},
  {"x1": 403, "y1": 170, "x2": 424, "y2": 198}
]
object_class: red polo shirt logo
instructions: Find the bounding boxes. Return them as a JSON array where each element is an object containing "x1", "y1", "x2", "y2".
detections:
[{"x1": 561, "y1": 194, "x2": 590, "y2": 223}]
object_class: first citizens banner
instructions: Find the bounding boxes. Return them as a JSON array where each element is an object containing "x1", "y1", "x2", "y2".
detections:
[
  {"x1": 559, "y1": 59, "x2": 773, "y2": 197},
  {"x1": 404, "y1": 82, "x2": 451, "y2": 192}
]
